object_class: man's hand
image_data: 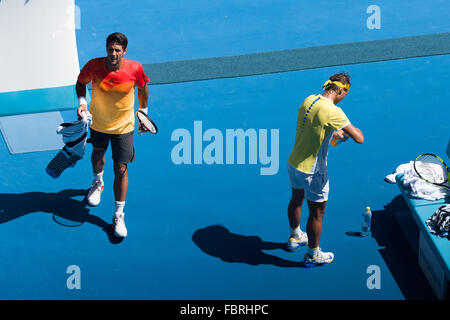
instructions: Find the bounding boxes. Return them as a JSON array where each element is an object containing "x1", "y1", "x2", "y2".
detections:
[
  {"x1": 137, "y1": 107, "x2": 148, "y2": 135},
  {"x1": 77, "y1": 104, "x2": 88, "y2": 120},
  {"x1": 332, "y1": 129, "x2": 346, "y2": 140}
]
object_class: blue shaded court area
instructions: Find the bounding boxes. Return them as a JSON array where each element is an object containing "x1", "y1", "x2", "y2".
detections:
[{"x1": 0, "y1": 0, "x2": 449, "y2": 300}]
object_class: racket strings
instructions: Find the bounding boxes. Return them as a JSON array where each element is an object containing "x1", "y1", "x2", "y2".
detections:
[
  {"x1": 137, "y1": 113, "x2": 156, "y2": 133},
  {"x1": 415, "y1": 156, "x2": 448, "y2": 184}
]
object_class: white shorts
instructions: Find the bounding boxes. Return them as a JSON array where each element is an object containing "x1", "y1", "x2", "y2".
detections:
[{"x1": 288, "y1": 164, "x2": 329, "y2": 202}]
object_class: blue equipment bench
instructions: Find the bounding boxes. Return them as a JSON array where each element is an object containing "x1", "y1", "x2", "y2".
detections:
[{"x1": 394, "y1": 140, "x2": 450, "y2": 300}]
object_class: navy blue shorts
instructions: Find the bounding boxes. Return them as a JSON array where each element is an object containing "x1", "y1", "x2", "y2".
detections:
[{"x1": 89, "y1": 129, "x2": 135, "y2": 164}]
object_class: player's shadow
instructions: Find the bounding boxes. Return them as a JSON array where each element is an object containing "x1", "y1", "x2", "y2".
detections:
[
  {"x1": 192, "y1": 225, "x2": 303, "y2": 268},
  {"x1": 0, "y1": 189, "x2": 123, "y2": 244}
]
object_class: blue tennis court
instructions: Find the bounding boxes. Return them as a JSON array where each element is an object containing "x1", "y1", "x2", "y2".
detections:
[{"x1": 0, "y1": 0, "x2": 449, "y2": 301}]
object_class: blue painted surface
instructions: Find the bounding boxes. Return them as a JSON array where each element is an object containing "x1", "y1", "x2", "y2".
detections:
[
  {"x1": 446, "y1": 139, "x2": 450, "y2": 159},
  {"x1": 0, "y1": 111, "x2": 64, "y2": 154},
  {"x1": 75, "y1": 0, "x2": 450, "y2": 65},
  {"x1": 1, "y1": 0, "x2": 449, "y2": 300}
]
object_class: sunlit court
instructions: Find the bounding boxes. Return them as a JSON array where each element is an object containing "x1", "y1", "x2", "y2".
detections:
[{"x1": 0, "y1": 0, "x2": 449, "y2": 301}]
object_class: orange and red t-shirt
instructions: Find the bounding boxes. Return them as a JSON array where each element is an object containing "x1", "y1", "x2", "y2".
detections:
[{"x1": 77, "y1": 57, "x2": 149, "y2": 134}]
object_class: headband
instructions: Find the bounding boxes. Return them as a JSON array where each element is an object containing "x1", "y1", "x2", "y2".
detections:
[{"x1": 323, "y1": 80, "x2": 350, "y2": 90}]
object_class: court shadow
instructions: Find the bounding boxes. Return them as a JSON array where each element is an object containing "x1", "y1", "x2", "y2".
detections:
[
  {"x1": 192, "y1": 225, "x2": 302, "y2": 268},
  {"x1": 368, "y1": 195, "x2": 436, "y2": 300},
  {"x1": 0, "y1": 189, "x2": 123, "y2": 244}
]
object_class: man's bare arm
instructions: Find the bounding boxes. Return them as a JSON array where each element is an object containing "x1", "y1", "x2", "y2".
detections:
[
  {"x1": 137, "y1": 83, "x2": 150, "y2": 133},
  {"x1": 137, "y1": 83, "x2": 149, "y2": 110},
  {"x1": 76, "y1": 81, "x2": 88, "y2": 119},
  {"x1": 343, "y1": 124, "x2": 364, "y2": 144}
]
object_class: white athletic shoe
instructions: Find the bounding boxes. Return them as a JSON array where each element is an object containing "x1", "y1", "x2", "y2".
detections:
[
  {"x1": 303, "y1": 248, "x2": 334, "y2": 267},
  {"x1": 113, "y1": 212, "x2": 128, "y2": 238},
  {"x1": 86, "y1": 179, "x2": 104, "y2": 207},
  {"x1": 286, "y1": 232, "x2": 309, "y2": 252}
]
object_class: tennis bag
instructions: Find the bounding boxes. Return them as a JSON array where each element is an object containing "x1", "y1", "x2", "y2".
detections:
[
  {"x1": 426, "y1": 204, "x2": 450, "y2": 239},
  {"x1": 46, "y1": 112, "x2": 92, "y2": 178}
]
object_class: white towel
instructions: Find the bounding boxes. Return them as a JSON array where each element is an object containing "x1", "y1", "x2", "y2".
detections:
[
  {"x1": 56, "y1": 111, "x2": 92, "y2": 158},
  {"x1": 385, "y1": 161, "x2": 450, "y2": 200},
  {"x1": 46, "y1": 112, "x2": 92, "y2": 178}
]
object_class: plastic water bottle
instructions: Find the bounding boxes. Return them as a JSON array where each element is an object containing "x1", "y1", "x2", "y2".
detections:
[
  {"x1": 361, "y1": 207, "x2": 372, "y2": 237},
  {"x1": 330, "y1": 133, "x2": 349, "y2": 146}
]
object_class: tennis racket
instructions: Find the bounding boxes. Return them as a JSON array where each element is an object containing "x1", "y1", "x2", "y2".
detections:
[
  {"x1": 136, "y1": 110, "x2": 158, "y2": 135},
  {"x1": 413, "y1": 153, "x2": 450, "y2": 190}
]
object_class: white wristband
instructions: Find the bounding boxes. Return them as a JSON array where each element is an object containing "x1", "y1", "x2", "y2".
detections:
[
  {"x1": 139, "y1": 107, "x2": 148, "y2": 114},
  {"x1": 78, "y1": 96, "x2": 87, "y2": 106}
]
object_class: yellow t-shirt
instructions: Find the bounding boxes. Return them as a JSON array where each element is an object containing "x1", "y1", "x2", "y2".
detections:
[
  {"x1": 77, "y1": 58, "x2": 149, "y2": 134},
  {"x1": 288, "y1": 94, "x2": 350, "y2": 174}
]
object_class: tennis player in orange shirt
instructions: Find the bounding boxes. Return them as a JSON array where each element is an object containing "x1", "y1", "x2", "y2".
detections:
[{"x1": 76, "y1": 32, "x2": 149, "y2": 238}]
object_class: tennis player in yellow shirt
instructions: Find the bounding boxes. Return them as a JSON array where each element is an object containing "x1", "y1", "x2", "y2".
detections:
[
  {"x1": 286, "y1": 73, "x2": 364, "y2": 266},
  {"x1": 76, "y1": 32, "x2": 150, "y2": 238}
]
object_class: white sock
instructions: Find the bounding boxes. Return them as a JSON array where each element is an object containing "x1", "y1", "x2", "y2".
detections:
[
  {"x1": 307, "y1": 247, "x2": 319, "y2": 257},
  {"x1": 114, "y1": 201, "x2": 125, "y2": 216},
  {"x1": 94, "y1": 171, "x2": 104, "y2": 183},
  {"x1": 290, "y1": 226, "x2": 302, "y2": 238}
]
